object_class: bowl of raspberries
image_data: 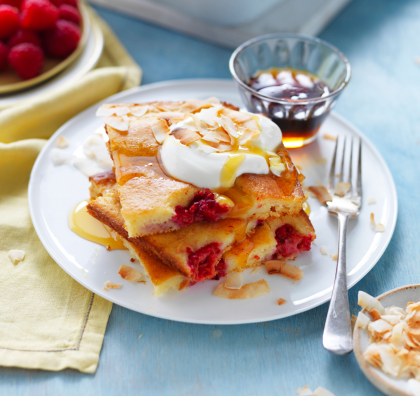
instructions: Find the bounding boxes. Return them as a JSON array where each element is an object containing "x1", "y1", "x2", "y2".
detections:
[{"x1": 0, "y1": 0, "x2": 85, "y2": 93}]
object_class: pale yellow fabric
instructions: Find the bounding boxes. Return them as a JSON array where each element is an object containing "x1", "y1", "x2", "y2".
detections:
[{"x1": 0, "y1": 10, "x2": 141, "y2": 373}]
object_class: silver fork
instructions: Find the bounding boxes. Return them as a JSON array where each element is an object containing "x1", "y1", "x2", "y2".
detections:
[{"x1": 322, "y1": 135, "x2": 362, "y2": 355}]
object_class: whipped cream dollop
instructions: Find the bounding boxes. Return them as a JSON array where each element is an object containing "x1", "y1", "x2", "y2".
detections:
[{"x1": 159, "y1": 105, "x2": 283, "y2": 189}]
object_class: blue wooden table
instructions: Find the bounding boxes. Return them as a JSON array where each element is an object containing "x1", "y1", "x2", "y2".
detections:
[{"x1": 1, "y1": 0, "x2": 419, "y2": 395}]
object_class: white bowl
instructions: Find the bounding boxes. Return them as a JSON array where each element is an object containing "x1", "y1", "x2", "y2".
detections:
[{"x1": 353, "y1": 284, "x2": 420, "y2": 396}]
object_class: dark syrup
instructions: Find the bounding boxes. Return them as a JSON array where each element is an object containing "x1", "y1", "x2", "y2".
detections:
[{"x1": 248, "y1": 68, "x2": 331, "y2": 145}]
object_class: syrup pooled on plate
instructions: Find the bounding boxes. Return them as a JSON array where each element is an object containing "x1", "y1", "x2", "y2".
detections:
[
  {"x1": 248, "y1": 68, "x2": 332, "y2": 148},
  {"x1": 70, "y1": 201, "x2": 125, "y2": 250}
]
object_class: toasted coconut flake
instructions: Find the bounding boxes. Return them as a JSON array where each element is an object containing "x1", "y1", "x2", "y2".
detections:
[
  {"x1": 358, "y1": 291, "x2": 385, "y2": 315},
  {"x1": 331, "y1": 254, "x2": 338, "y2": 261},
  {"x1": 361, "y1": 296, "x2": 420, "y2": 380},
  {"x1": 334, "y1": 181, "x2": 351, "y2": 197},
  {"x1": 323, "y1": 133, "x2": 337, "y2": 141},
  {"x1": 130, "y1": 105, "x2": 149, "y2": 117},
  {"x1": 368, "y1": 319, "x2": 392, "y2": 338},
  {"x1": 319, "y1": 246, "x2": 328, "y2": 256},
  {"x1": 96, "y1": 104, "x2": 117, "y2": 117},
  {"x1": 118, "y1": 265, "x2": 146, "y2": 283},
  {"x1": 171, "y1": 128, "x2": 200, "y2": 145},
  {"x1": 104, "y1": 281, "x2": 122, "y2": 291},
  {"x1": 277, "y1": 298, "x2": 286, "y2": 306},
  {"x1": 356, "y1": 311, "x2": 371, "y2": 329},
  {"x1": 202, "y1": 127, "x2": 231, "y2": 144},
  {"x1": 55, "y1": 135, "x2": 69, "y2": 149},
  {"x1": 308, "y1": 185, "x2": 332, "y2": 205},
  {"x1": 50, "y1": 149, "x2": 69, "y2": 166},
  {"x1": 223, "y1": 272, "x2": 243, "y2": 290},
  {"x1": 268, "y1": 156, "x2": 285, "y2": 177},
  {"x1": 213, "y1": 279, "x2": 270, "y2": 300},
  {"x1": 370, "y1": 212, "x2": 385, "y2": 232},
  {"x1": 105, "y1": 116, "x2": 129, "y2": 132},
  {"x1": 8, "y1": 249, "x2": 25, "y2": 265},
  {"x1": 297, "y1": 386, "x2": 335, "y2": 396},
  {"x1": 220, "y1": 115, "x2": 240, "y2": 140},
  {"x1": 264, "y1": 260, "x2": 303, "y2": 281},
  {"x1": 151, "y1": 119, "x2": 169, "y2": 144}
]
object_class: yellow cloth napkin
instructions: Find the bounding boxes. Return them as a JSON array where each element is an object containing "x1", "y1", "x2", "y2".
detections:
[{"x1": 0, "y1": 9, "x2": 141, "y2": 373}]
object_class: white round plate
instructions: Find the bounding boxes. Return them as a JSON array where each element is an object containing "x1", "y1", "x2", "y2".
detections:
[
  {"x1": 0, "y1": 11, "x2": 104, "y2": 109},
  {"x1": 29, "y1": 79, "x2": 398, "y2": 324},
  {"x1": 353, "y1": 285, "x2": 420, "y2": 396}
]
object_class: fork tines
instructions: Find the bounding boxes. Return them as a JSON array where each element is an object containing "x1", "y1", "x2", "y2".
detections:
[{"x1": 329, "y1": 136, "x2": 362, "y2": 200}]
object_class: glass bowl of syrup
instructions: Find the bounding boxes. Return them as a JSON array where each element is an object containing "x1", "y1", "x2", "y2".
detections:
[{"x1": 229, "y1": 33, "x2": 351, "y2": 148}]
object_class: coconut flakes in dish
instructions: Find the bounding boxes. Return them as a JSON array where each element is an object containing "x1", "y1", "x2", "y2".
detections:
[{"x1": 357, "y1": 291, "x2": 420, "y2": 381}]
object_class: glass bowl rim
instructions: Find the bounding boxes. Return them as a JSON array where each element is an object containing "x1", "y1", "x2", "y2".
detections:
[{"x1": 229, "y1": 32, "x2": 351, "y2": 105}]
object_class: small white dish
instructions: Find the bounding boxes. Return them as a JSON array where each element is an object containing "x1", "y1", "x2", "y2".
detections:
[{"x1": 353, "y1": 284, "x2": 420, "y2": 396}]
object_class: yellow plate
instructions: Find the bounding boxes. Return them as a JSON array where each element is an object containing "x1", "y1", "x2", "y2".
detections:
[{"x1": 0, "y1": 5, "x2": 89, "y2": 95}]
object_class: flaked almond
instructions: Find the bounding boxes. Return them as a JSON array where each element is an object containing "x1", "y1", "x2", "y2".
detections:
[
  {"x1": 264, "y1": 260, "x2": 303, "y2": 281},
  {"x1": 308, "y1": 185, "x2": 332, "y2": 205},
  {"x1": 213, "y1": 279, "x2": 270, "y2": 300},
  {"x1": 8, "y1": 249, "x2": 25, "y2": 265},
  {"x1": 118, "y1": 265, "x2": 146, "y2": 283},
  {"x1": 104, "y1": 281, "x2": 122, "y2": 291}
]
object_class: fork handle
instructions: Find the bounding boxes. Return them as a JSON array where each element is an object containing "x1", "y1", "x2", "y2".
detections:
[{"x1": 322, "y1": 212, "x2": 353, "y2": 355}]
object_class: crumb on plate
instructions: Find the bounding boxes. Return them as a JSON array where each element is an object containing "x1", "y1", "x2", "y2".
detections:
[
  {"x1": 8, "y1": 249, "x2": 25, "y2": 265},
  {"x1": 104, "y1": 281, "x2": 122, "y2": 291},
  {"x1": 264, "y1": 260, "x2": 303, "y2": 281}
]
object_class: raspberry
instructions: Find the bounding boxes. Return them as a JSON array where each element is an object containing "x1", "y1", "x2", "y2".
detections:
[
  {"x1": 21, "y1": 0, "x2": 59, "y2": 30},
  {"x1": 274, "y1": 224, "x2": 312, "y2": 258},
  {"x1": 8, "y1": 42, "x2": 44, "y2": 79},
  {"x1": 8, "y1": 29, "x2": 41, "y2": 48},
  {"x1": 50, "y1": 0, "x2": 78, "y2": 6},
  {"x1": 0, "y1": 1, "x2": 22, "y2": 8},
  {"x1": 187, "y1": 243, "x2": 222, "y2": 282},
  {"x1": 0, "y1": 5, "x2": 19, "y2": 39},
  {"x1": 43, "y1": 19, "x2": 80, "y2": 58},
  {"x1": 172, "y1": 189, "x2": 230, "y2": 226},
  {"x1": 0, "y1": 41, "x2": 8, "y2": 70},
  {"x1": 58, "y1": 4, "x2": 80, "y2": 25}
]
